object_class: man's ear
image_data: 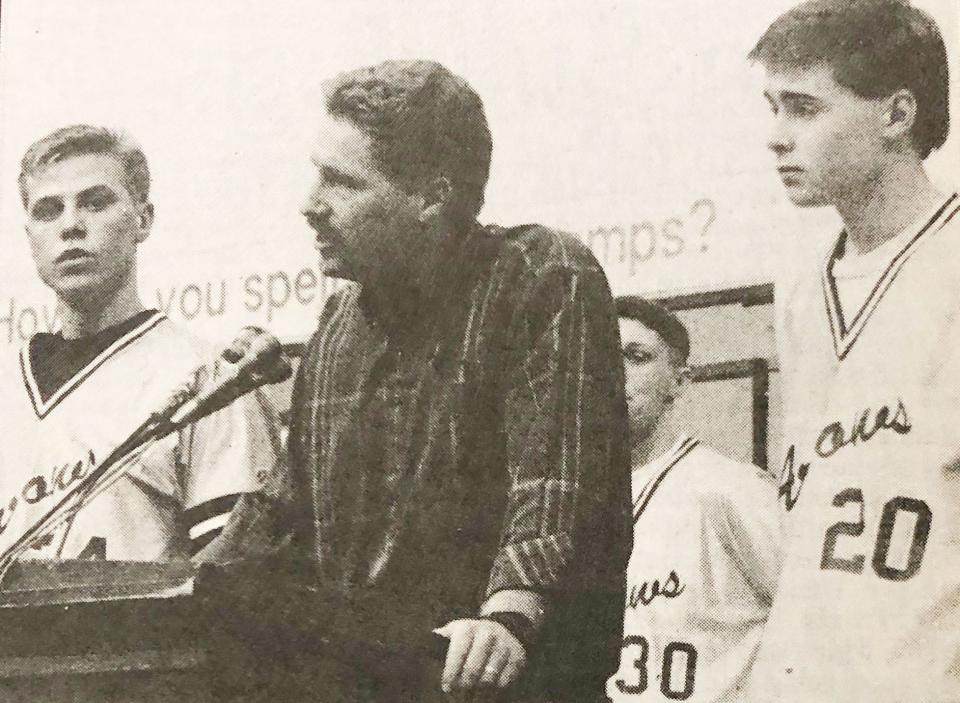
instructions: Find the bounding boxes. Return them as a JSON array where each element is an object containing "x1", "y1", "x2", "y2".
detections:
[
  {"x1": 669, "y1": 364, "x2": 692, "y2": 402},
  {"x1": 417, "y1": 176, "x2": 452, "y2": 224},
  {"x1": 135, "y1": 203, "x2": 154, "y2": 244},
  {"x1": 884, "y1": 89, "x2": 917, "y2": 145}
]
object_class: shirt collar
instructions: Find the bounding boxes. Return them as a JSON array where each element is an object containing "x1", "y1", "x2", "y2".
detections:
[{"x1": 358, "y1": 224, "x2": 496, "y2": 339}]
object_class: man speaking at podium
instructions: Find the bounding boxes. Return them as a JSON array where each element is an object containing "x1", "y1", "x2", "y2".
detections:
[
  {"x1": 0, "y1": 125, "x2": 280, "y2": 566},
  {"x1": 271, "y1": 60, "x2": 630, "y2": 701}
]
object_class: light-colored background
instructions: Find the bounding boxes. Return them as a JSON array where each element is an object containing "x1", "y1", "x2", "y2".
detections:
[{"x1": 0, "y1": 0, "x2": 956, "y2": 346}]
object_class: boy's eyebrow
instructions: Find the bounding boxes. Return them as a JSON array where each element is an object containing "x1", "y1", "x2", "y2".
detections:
[
  {"x1": 774, "y1": 90, "x2": 822, "y2": 103},
  {"x1": 321, "y1": 165, "x2": 346, "y2": 179},
  {"x1": 323, "y1": 165, "x2": 365, "y2": 186},
  {"x1": 310, "y1": 157, "x2": 361, "y2": 182},
  {"x1": 77, "y1": 184, "x2": 118, "y2": 199}
]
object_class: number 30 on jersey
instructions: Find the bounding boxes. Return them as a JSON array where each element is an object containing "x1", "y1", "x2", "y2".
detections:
[{"x1": 615, "y1": 636, "x2": 697, "y2": 700}]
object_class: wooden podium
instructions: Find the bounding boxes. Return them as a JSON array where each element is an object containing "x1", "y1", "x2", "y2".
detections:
[
  {"x1": 0, "y1": 559, "x2": 449, "y2": 703},
  {"x1": 0, "y1": 560, "x2": 216, "y2": 702}
]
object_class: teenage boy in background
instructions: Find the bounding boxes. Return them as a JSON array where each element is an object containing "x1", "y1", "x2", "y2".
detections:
[
  {"x1": 748, "y1": 1, "x2": 958, "y2": 700},
  {"x1": 607, "y1": 297, "x2": 781, "y2": 703}
]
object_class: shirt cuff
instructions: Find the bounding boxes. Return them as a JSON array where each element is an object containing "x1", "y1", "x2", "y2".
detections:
[{"x1": 480, "y1": 588, "x2": 547, "y2": 630}]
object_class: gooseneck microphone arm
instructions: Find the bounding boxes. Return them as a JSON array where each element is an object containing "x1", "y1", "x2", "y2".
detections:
[{"x1": 0, "y1": 327, "x2": 291, "y2": 574}]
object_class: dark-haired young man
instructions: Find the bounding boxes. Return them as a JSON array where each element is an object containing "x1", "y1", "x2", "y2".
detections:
[
  {"x1": 0, "y1": 125, "x2": 278, "y2": 565},
  {"x1": 747, "y1": 1, "x2": 959, "y2": 699},
  {"x1": 279, "y1": 60, "x2": 629, "y2": 701},
  {"x1": 606, "y1": 298, "x2": 781, "y2": 703}
]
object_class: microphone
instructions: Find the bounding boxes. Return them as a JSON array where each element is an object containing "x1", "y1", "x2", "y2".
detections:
[
  {"x1": 167, "y1": 327, "x2": 291, "y2": 428},
  {"x1": 0, "y1": 329, "x2": 290, "y2": 572}
]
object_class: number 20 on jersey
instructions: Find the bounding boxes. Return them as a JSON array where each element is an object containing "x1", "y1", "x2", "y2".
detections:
[{"x1": 821, "y1": 490, "x2": 932, "y2": 581}]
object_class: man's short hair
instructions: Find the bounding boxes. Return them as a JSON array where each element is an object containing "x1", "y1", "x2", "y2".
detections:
[
  {"x1": 324, "y1": 60, "x2": 492, "y2": 230},
  {"x1": 616, "y1": 296, "x2": 691, "y2": 365},
  {"x1": 19, "y1": 125, "x2": 151, "y2": 208},
  {"x1": 749, "y1": 0, "x2": 949, "y2": 159}
]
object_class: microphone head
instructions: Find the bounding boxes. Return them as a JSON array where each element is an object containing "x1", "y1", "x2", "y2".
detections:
[
  {"x1": 166, "y1": 327, "x2": 291, "y2": 429},
  {"x1": 222, "y1": 326, "x2": 276, "y2": 364},
  {"x1": 228, "y1": 326, "x2": 291, "y2": 386}
]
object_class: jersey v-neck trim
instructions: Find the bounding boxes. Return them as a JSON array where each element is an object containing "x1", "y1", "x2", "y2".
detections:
[
  {"x1": 821, "y1": 193, "x2": 960, "y2": 361},
  {"x1": 632, "y1": 435, "x2": 699, "y2": 524},
  {"x1": 20, "y1": 310, "x2": 167, "y2": 419}
]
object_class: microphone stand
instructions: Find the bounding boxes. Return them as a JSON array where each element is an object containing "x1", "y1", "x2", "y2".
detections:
[
  {"x1": 0, "y1": 412, "x2": 180, "y2": 580},
  {"x1": 0, "y1": 332, "x2": 291, "y2": 581},
  {"x1": 0, "y1": 360, "x2": 291, "y2": 583}
]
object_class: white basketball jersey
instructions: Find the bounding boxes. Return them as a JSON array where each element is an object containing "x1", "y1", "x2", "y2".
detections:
[
  {"x1": 607, "y1": 437, "x2": 782, "y2": 703},
  {"x1": 0, "y1": 312, "x2": 277, "y2": 563},
  {"x1": 750, "y1": 193, "x2": 960, "y2": 702}
]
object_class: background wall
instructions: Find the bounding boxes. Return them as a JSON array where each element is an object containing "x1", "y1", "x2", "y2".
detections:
[
  {"x1": 1, "y1": 0, "x2": 955, "y2": 348},
  {"x1": 1, "y1": 1, "x2": 956, "y2": 469}
]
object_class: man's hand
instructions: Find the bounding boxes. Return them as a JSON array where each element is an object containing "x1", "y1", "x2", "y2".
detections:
[{"x1": 435, "y1": 618, "x2": 527, "y2": 693}]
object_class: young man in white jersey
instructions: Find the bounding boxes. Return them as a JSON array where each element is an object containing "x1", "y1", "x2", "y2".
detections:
[
  {"x1": 747, "y1": 2, "x2": 959, "y2": 700},
  {"x1": 0, "y1": 125, "x2": 280, "y2": 566},
  {"x1": 606, "y1": 297, "x2": 781, "y2": 703}
]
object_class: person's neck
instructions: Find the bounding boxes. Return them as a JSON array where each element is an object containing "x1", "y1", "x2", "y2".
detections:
[
  {"x1": 837, "y1": 156, "x2": 943, "y2": 256},
  {"x1": 632, "y1": 414, "x2": 683, "y2": 469},
  {"x1": 57, "y1": 278, "x2": 145, "y2": 340},
  {"x1": 360, "y1": 225, "x2": 469, "y2": 325}
]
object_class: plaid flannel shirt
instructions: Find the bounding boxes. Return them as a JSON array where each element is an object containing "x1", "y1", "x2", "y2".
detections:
[{"x1": 286, "y1": 223, "x2": 629, "y2": 634}]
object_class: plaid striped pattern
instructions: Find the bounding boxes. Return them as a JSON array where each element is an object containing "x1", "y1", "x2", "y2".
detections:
[{"x1": 287, "y1": 224, "x2": 628, "y2": 613}]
